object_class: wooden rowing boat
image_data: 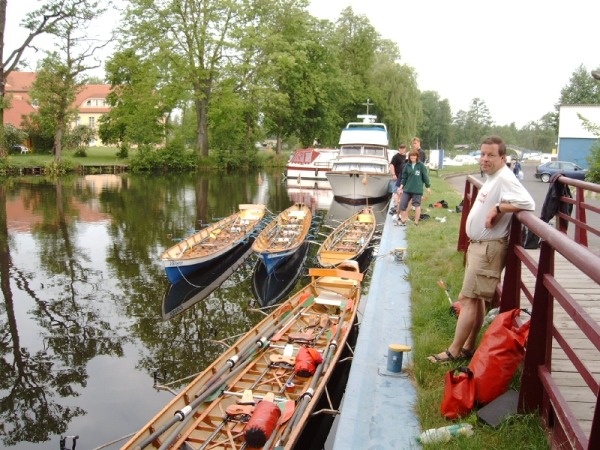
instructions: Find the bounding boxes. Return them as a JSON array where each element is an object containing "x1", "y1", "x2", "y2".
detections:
[
  {"x1": 317, "y1": 206, "x2": 376, "y2": 268},
  {"x1": 251, "y1": 203, "x2": 312, "y2": 275},
  {"x1": 161, "y1": 204, "x2": 266, "y2": 284},
  {"x1": 122, "y1": 261, "x2": 363, "y2": 450}
]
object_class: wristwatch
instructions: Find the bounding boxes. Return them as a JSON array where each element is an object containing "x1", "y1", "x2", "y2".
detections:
[{"x1": 495, "y1": 203, "x2": 502, "y2": 214}]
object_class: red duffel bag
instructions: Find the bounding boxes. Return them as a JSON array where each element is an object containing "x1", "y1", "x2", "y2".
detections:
[
  {"x1": 468, "y1": 308, "x2": 530, "y2": 404},
  {"x1": 441, "y1": 366, "x2": 475, "y2": 419}
]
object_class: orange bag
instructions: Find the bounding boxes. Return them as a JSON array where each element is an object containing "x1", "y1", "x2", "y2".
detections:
[
  {"x1": 440, "y1": 366, "x2": 475, "y2": 419},
  {"x1": 294, "y1": 346, "x2": 323, "y2": 377},
  {"x1": 468, "y1": 309, "x2": 530, "y2": 404}
]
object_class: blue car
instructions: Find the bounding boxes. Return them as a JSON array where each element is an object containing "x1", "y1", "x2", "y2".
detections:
[{"x1": 534, "y1": 161, "x2": 588, "y2": 183}]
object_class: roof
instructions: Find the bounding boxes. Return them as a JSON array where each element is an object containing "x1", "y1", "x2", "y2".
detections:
[{"x1": 3, "y1": 72, "x2": 112, "y2": 127}]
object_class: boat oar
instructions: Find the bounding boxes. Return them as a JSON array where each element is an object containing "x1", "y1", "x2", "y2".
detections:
[
  {"x1": 275, "y1": 305, "x2": 350, "y2": 449},
  {"x1": 146, "y1": 294, "x2": 316, "y2": 450}
]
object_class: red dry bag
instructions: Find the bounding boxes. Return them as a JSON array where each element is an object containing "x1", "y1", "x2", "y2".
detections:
[
  {"x1": 468, "y1": 309, "x2": 530, "y2": 404},
  {"x1": 440, "y1": 366, "x2": 475, "y2": 419}
]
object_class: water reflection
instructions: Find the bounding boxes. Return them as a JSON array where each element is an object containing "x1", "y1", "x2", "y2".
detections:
[
  {"x1": 251, "y1": 241, "x2": 311, "y2": 308},
  {"x1": 162, "y1": 240, "x2": 255, "y2": 320},
  {"x1": 0, "y1": 171, "x2": 378, "y2": 449}
]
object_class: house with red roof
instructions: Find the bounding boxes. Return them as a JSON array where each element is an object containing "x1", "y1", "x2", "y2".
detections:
[{"x1": 4, "y1": 71, "x2": 112, "y2": 148}]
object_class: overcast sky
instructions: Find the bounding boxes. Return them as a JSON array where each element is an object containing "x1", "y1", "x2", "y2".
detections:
[
  {"x1": 308, "y1": 0, "x2": 600, "y2": 127},
  {"x1": 7, "y1": 0, "x2": 600, "y2": 128}
]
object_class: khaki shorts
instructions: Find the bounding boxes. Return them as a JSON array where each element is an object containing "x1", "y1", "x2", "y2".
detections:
[{"x1": 460, "y1": 239, "x2": 508, "y2": 302}]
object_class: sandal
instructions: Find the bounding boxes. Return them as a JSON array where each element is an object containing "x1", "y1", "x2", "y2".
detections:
[
  {"x1": 426, "y1": 350, "x2": 459, "y2": 364},
  {"x1": 460, "y1": 348, "x2": 474, "y2": 360}
]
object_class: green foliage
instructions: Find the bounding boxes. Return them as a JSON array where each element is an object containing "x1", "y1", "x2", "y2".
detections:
[
  {"x1": 585, "y1": 141, "x2": 600, "y2": 183},
  {"x1": 64, "y1": 125, "x2": 95, "y2": 151},
  {"x1": 559, "y1": 64, "x2": 600, "y2": 105},
  {"x1": 2, "y1": 124, "x2": 28, "y2": 151},
  {"x1": 128, "y1": 143, "x2": 199, "y2": 173},
  {"x1": 43, "y1": 158, "x2": 74, "y2": 175},
  {"x1": 418, "y1": 92, "x2": 452, "y2": 150}
]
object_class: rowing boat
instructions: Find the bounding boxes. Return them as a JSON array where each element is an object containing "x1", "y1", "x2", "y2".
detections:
[
  {"x1": 122, "y1": 261, "x2": 363, "y2": 450},
  {"x1": 317, "y1": 206, "x2": 376, "y2": 268},
  {"x1": 161, "y1": 204, "x2": 266, "y2": 284},
  {"x1": 252, "y1": 203, "x2": 312, "y2": 275}
]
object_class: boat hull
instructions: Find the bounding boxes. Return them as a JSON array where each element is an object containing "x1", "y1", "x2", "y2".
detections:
[
  {"x1": 122, "y1": 265, "x2": 364, "y2": 450},
  {"x1": 326, "y1": 172, "x2": 391, "y2": 204}
]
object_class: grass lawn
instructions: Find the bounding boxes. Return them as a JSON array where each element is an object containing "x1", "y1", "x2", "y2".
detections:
[
  {"x1": 406, "y1": 174, "x2": 548, "y2": 449},
  {"x1": 7, "y1": 146, "x2": 131, "y2": 167}
]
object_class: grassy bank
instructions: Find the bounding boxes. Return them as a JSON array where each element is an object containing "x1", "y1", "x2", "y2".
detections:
[
  {"x1": 406, "y1": 175, "x2": 548, "y2": 448},
  {"x1": 5, "y1": 147, "x2": 292, "y2": 169}
]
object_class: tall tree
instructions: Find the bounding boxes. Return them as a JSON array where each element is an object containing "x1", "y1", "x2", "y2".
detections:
[
  {"x1": 27, "y1": 3, "x2": 107, "y2": 162},
  {"x1": 559, "y1": 64, "x2": 600, "y2": 105},
  {"x1": 100, "y1": 48, "x2": 181, "y2": 149},
  {"x1": 122, "y1": 0, "x2": 252, "y2": 158},
  {"x1": 454, "y1": 98, "x2": 493, "y2": 148},
  {"x1": 418, "y1": 91, "x2": 452, "y2": 150},
  {"x1": 0, "y1": 0, "x2": 86, "y2": 153}
]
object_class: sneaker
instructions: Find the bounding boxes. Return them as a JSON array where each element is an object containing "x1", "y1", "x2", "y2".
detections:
[
  {"x1": 393, "y1": 217, "x2": 399, "y2": 225},
  {"x1": 399, "y1": 218, "x2": 407, "y2": 226}
]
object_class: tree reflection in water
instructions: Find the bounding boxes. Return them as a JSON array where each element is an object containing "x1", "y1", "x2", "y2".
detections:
[{"x1": 0, "y1": 171, "x2": 378, "y2": 449}]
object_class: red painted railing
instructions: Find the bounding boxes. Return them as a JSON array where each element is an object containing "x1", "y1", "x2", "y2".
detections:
[{"x1": 457, "y1": 175, "x2": 600, "y2": 449}]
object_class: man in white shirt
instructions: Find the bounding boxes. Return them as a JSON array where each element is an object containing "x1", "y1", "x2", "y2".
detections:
[{"x1": 428, "y1": 135, "x2": 535, "y2": 363}]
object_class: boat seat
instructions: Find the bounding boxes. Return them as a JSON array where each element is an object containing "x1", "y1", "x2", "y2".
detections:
[
  {"x1": 288, "y1": 211, "x2": 306, "y2": 219},
  {"x1": 357, "y1": 214, "x2": 373, "y2": 223}
]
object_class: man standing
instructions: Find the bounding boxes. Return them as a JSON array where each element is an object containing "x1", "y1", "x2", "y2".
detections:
[
  {"x1": 427, "y1": 135, "x2": 535, "y2": 363},
  {"x1": 412, "y1": 137, "x2": 426, "y2": 163},
  {"x1": 390, "y1": 144, "x2": 407, "y2": 209}
]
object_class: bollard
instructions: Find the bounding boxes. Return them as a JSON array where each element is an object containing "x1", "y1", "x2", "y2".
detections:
[{"x1": 386, "y1": 344, "x2": 411, "y2": 373}]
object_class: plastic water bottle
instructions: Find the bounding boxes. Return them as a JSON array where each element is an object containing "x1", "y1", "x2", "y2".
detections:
[{"x1": 417, "y1": 423, "x2": 474, "y2": 444}]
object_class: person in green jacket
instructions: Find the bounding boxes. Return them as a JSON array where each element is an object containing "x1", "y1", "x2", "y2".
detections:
[{"x1": 395, "y1": 149, "x2": 432, "y2": 226}]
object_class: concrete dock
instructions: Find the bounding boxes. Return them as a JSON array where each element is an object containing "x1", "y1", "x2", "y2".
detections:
[{"x1": 332, "y1": 205, "x2": 421, "y2": 449}]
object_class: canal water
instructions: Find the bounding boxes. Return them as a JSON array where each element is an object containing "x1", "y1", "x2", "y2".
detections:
[{"x1": 0, "y1": 168, "x2": 387, "y2": 450}]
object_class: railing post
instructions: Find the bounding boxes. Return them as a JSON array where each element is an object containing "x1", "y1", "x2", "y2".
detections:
[
  {"x1": 500, "y1": 216, "x2": 522, "y2": 312},
  {"x1": 518, "y1": 240, "x2": 554, "y2": 415},
  {"x1": 457, "y1": 176, "x2": 480, "y2": 253},
  {"x1": 574, "y1": 185, "x2": 588, "y2": 247}
]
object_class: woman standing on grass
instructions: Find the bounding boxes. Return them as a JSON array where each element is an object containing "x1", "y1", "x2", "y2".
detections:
[{"x1": 395, "y1": 150, "x2": 432, "y2": 226}]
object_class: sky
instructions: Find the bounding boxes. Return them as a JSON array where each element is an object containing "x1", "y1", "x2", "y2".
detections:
[{"x1": 6, "y1": 0, "x2": 600, "y2": 128}]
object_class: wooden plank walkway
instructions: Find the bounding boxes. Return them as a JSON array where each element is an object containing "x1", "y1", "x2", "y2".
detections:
[{"x1": 520, "y1": 250, "x2": 599, "y2": 438}]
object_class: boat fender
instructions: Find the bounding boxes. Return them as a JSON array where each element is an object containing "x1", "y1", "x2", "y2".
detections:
[
  {"x1": 294, "y1": 346, "x2": 323, "y2": 377},
  {"x1": 244, "y1": 399, "x2": 281, "y2": 447},
  {"x1": 256, "y1": 337, "x2": 268, "y2": 348}
]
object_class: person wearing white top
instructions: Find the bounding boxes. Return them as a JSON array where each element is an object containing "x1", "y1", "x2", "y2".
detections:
[{"x1": 428, "y1": 136, "x2": 535, "y2": 363}]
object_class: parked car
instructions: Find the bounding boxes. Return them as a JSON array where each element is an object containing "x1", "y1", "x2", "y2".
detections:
[
  {"x1": 442, "y1": 157, "x2": 462, "y2": 166},
  {"x1": 454, "y1": 154, "x2": 479, "y2": 165},
  {"x1": 534, "y1": 161, "x2": 588, "y2": 183}
]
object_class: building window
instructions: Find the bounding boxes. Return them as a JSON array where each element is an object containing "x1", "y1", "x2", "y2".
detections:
[{"x1": 89, "y1": 117, "x2": 95, "y2": 128}]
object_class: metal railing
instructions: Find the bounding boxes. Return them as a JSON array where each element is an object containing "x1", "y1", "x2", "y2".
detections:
[{"x1": 457, "y1": 175, "x2": 600, "y2": 449}]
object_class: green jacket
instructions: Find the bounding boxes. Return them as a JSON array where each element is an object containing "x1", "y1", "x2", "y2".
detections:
[{"x1": 400, "y1": 161, "x2": 430, "y2": 194}]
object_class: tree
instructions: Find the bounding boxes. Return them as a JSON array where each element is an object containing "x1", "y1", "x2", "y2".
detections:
[
  {"x1": 454, "y1": 98, "x2": 493, "y2": 148},
  {"x1": 0, "y1": 0, "x2": 89, "y2": 153},
  {"x1": 100, "y1": 48, "x2": 181, "y2": 149},
  {"x1": 559, "y1": 64, "x2": 600, "y2": 105},
  {"x1": 418, "y1": 91, "x2": 452, "y2": 150},
  {"x1": 122, "y1": 0, "x2": 255, "y2": 158},
  {"x1": 27, "y1": 2, "x2": 106, "y2": 162}
]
